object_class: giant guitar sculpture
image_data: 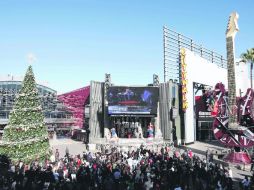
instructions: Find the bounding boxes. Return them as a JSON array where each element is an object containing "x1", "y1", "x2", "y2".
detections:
[{"x1": 212, "y1": 12, "x2": 254, "y2": 164}]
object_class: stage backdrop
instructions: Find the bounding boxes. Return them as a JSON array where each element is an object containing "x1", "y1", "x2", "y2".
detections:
[
  {"x1": 89, "y1": 81, "x2": 104, "y2": 138},
  {"x1": 159, "y1": 81, "x2": 180, "y2": 141}
]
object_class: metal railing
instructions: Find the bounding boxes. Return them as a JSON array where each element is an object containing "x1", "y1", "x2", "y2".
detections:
[{"x1": 163, "y1": 26, "x2": 227, "y2": 82}]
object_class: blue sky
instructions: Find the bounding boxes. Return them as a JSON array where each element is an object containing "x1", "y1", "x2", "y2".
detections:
[{"x1": 0, "y1": 0, "x2": 253, "y2": 93}]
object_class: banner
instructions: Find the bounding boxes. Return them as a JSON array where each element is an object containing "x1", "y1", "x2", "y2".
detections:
[{"x1": 180, "y1": 48, "x2": 188, "y2": 111}]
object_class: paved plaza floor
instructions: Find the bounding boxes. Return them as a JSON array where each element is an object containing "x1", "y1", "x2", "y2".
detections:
[{"x1": 50, "y1": 138, "x2": 86, "y2": 158}]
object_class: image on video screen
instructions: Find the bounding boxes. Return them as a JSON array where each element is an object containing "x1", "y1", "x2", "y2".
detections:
[{"x1": 107, "y1": 86, "x2": 159, "y2": 115}]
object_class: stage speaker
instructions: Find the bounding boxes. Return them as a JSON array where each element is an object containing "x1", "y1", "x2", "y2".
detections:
[{"x1": 153, "y1": 74, "x2": 159, "y2": 86}]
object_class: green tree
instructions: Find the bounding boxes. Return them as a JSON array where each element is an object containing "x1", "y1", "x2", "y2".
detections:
[
  {"x1": 0, "y1": 66, "x2": 50, "y2": 163},
  {"x1": 241, "y1": 48, "x2": 254, "y2": 88}
]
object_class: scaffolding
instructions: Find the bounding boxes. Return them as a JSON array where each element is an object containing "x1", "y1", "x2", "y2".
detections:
[{"x1": 163, "y1": 26, "x2": 227, "y2": 83}]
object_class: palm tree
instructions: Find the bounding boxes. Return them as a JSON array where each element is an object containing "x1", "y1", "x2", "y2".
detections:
[{"x1": 241, "y1": 48, "x2": 254, "y2": 88}]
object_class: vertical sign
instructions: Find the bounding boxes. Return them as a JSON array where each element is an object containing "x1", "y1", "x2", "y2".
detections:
[{"x1": 180, "y1": 48, "x2": 188, "y2": 111}]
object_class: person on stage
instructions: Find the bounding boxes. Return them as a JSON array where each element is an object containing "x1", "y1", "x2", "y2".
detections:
[
  {"x1": 111, "y1": 127, "x2": 117, "y2": 138},
  {"x1": 147, "y1": 122, "x2": 154, "y2": 138},
  {"x1": 137, "y1": 122, "x2": 144, "y2": 139},
  {"x1": 55, "y1": 149, "x2": 60, "y2": 162}
]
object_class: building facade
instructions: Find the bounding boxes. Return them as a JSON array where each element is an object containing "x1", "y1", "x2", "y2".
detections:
[{"x1": 0, "y1": 76, "x2": 75, "y2": 139}]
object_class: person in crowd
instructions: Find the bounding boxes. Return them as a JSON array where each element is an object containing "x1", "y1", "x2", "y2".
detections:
[
  {"x1": 206, "y1": 148, "x2": 210, "y2": 161},
  {"x1": 251, "y1": 153, "x2": 254, "y2": 171},
  {"x1": 188, "y1": 149, "x2": 193, "y2": 159},
  {"x1": 55, "y1": 149, "x2": 60, "y2": 162},
  {"x1": 228, "y1": 167, "x2": 233, "y2": 178},
  {"x1": 242, "y1": 176, "x2": 250, "y2": 190},
  {"x1": 65, "y1": 147, "x2": 69, "y2": 159},
  {"x1": 0, "y1": 144, "x2": 250, "y2": 190}
]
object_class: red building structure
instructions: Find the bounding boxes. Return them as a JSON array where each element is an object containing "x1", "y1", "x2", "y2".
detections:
[{"x1": 58, "y1": 86, "x2": 90, "y2": 129}]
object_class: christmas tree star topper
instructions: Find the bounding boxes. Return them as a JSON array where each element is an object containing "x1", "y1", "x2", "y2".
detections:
[{"x1": 27, "y1": 53, "x2": 37, "y2": 65}]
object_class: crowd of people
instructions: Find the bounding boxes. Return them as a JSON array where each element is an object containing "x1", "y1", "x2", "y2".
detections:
[{"x1": 0, "y1": 145, "x2": 254, "y2": 190}]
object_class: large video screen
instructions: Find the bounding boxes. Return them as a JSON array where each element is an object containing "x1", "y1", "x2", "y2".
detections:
[{"x1": 107, "y1": 86, "x2": 159, "y2": 115}]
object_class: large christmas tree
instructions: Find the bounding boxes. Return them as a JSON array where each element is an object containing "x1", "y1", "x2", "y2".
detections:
[{"x1": 0, "y1": 65, "x2": 50, "y2": 163}]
